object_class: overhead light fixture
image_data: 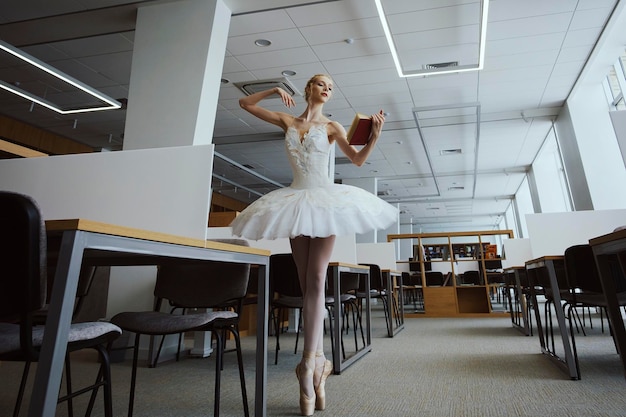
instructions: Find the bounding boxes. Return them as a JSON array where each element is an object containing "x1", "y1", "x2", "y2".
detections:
[
  {"x1": 0, "y1": 40, "x2": 121, "y2": 114},
  {"x1": 374, "y1": 0, "x2": 489, "y2": 78}
]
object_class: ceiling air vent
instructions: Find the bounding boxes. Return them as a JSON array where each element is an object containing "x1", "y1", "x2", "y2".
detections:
[
  {"x1": 234, "y1": 77, "x2": 301, "y2": 97},
  {"x1": 423, "y1": 61, "x2": 459, "y2": 70},
  {"x1": 440, "y1": 148, "x2": 462, "y2": 155}
]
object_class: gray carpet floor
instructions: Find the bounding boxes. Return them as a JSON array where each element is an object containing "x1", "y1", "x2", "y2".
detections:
[{"x1": 2, "y1": 303, "x2": 626, "y2": 417}]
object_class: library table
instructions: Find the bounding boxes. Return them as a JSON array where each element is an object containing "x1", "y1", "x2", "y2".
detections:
[
  {"x1": 525, "y1": 256, "x2": 579, "y2": 380},
  {"x1": 29, "y1": 219, "x2": 271, "y2": 417},
  {"x1": 589, "y1": 229, "x2": 626, "y2": 380}
]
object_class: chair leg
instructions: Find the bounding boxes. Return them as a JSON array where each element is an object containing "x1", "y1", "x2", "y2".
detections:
[
  {"x1": 64, "y1": 352, "x2": 75, "y2": 417},
  {"x1": 12, "y1": 361, "x2": 31, "y2": 417},
  {"x1": 231, "y1": 326, "x2": 250, "y2": 417},
  {"x1": 273, "y1": 307, "x2": 281, "y2": 365},
  {"x1": 294, "y1": 308, "x2": 302, "y2": 355},
  {"x1": 127, "y1": 333, "x2": 142, "y2": 417},
  {"x1": 214, "y1": 330, "x2": 223, "y2": 417}
]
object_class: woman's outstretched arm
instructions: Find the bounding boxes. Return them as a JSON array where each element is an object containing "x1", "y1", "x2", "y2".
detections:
[
  {"x1": 331, "y1": 110, "x2": 385, "y2": 167},
  {"x1": 239, "y1": 87, "x2": 295, "y2": 130}
]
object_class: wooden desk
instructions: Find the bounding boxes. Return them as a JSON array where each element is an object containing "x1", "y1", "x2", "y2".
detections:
[
  {"x1": 525, "y1": 256, "x2": 579, "y2": 379},
  {"x1": 589, "y1": 229, "x2": 626, "y2": 380},
  {"x1": 327, "y1": 262, "x2": 371, "y2": 374},
  {"x1": 382, "y1": 269, "x2": 404, "y2": 337},
  {"x1": 29, "y1": 219, "x2": 271, "y2": 417},
  {"x1": 503, "y1": 266, "x2": 530, "y2": 336}
]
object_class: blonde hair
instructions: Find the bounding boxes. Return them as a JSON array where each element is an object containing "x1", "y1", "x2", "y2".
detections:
[{"x1": 304, "y1": 73, "x2": 333, "y2": 102}]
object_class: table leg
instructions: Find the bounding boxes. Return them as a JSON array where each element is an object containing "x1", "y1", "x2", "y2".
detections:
[
  {"x1": 29, "y1": 231, "x2": 85, "y2": 417},
  {"x1": 254, "y1": 263, "x2": 269, "y2": 417}
]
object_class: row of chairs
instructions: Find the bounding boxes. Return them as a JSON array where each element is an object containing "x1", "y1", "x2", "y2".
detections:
[{"x1": 525, "y1": 244, "x2": 626, "y2": 378}]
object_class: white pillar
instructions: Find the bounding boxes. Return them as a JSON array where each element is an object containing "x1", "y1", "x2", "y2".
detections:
[{"x1": 123, "y1": 0, "x2": 231, "y2": 150}]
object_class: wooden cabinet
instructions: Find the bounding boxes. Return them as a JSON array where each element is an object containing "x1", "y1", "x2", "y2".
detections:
[{"x1": 390, "y1": 230, "x2": 514, "y2": 317}]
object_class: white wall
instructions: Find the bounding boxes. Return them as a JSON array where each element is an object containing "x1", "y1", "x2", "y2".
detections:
[{"x1": 526, "y1": 209, "x2": 626, "y2": 258}]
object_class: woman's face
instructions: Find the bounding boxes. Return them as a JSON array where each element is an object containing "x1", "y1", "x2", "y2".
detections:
[{"x1": 307, "y1": 76, "x2": 333, "y2": 103}]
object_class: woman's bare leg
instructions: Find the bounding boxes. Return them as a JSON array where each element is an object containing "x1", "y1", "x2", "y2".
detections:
[{"x1": 290, "y1": 235, "x2": 335, "y2": 405}]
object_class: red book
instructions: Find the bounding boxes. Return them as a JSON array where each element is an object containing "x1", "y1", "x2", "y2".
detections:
[{"x1": 346, "y1": 113, "x2": 372, "y2": 146}]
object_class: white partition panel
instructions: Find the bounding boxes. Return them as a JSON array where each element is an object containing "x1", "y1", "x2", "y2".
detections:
[
  {"x1": 0, "y1": 145, "x2": 214, "y2": 317},
  {"x1": 526, "y1": 209, "x2": 626, "y2": 257},
  {"x1": 356, "y1": 242, "x2": 397, "y2": 270},
  {"x1": 0, "y1": 145, "x2": 214, "y2": 238},
  {"x1": 501, "y1": 239, "x2": 532, "y2": 268}
]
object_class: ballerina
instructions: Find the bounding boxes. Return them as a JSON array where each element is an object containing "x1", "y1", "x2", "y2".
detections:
[{"x1": 231, "y1": 73, "x2": 397, "y2": 415}]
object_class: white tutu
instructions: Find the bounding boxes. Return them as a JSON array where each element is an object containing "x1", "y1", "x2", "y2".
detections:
[{"x1": 230, "y1": 124, "x2": 397, "y2": 240}]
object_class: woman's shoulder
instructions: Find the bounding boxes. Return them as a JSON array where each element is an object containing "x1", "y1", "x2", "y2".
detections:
[{"x1": 326, "y1": 120, "x2": 346, "y2": 140}]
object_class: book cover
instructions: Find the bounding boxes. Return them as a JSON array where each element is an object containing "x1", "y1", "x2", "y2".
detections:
[{"x1": 346, "y1": 113, "x2": 372, "y2": 145}]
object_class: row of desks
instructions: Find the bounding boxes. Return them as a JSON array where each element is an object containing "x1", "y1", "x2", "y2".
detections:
[
  {"x1": 503, "y1": 229, "x2": 626, "y2": 381},
  {"x1": 28, "y1": 219, "x2": 404, "y2": 416}
]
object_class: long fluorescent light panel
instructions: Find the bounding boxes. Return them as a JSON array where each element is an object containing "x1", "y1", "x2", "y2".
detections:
[
  {"x1": 0, "y1": 40, "x2": 121, "y2": 114},
  {"x1": 374, "y1": 0, "x2": 489, "y2": 78}
]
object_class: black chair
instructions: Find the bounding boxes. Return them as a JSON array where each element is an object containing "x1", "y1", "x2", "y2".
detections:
[
  {"x1": 425, "y1": 271, "x2": 445, "y2": 286},
  {"x1": 402, "y1": 272, "x2": 424, "y2": 312},
  {"x1": 461, "y1": 270, "x2": 481, "y2": 285},
  {"x1": 110, "y1": 258, "x2": 251, "y2": 417},
  {"x1": 357, "y1": 264, "x2": 397, "y2": 334},
  {"x1": 152, "y1": 239, "x2": 255, "y2": 366},
  {"x1": 269, "y1": 253, "x2": 303, "y2": 365},
  {"x1": 561, "y1": 244, "x2": 626, "y2": 377},
  {"x1": 325, "y1": 270, "x2": 364, "y2": 360},
  {"x1": 0, "y1": 191, "x2": 121, "y2": 417}
]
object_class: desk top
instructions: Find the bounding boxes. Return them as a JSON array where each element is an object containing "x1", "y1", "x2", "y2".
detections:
[
  {"x1": 328, "y1": 261, "x2": 370, "y2": 270},
  {"x1": 589, "y1": 228, "x2": 626, "y2": 246},
  {"x1": 46, "y1": 219, "x2": 270, "y2": 256},
  {"x1": 503, "y1": 266, "x2": 526, "y2": 271},
  {"x1": 525, "y1": 255, "x2": 564, "y2": 267}
]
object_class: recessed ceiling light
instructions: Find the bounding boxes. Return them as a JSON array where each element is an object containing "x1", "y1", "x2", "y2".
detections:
[
  {"x1": 281, "y1": 70, "x2": 296, "y2": 77},
  {"x1": 221, "y1": 78, "x2": 230, "y2": 84},
  {"x1": 254, "y1": 39, "x2": 271, "y2": 47},
  {"x1": 345, "y1": 38, "x2": 354, "y2": 44}
]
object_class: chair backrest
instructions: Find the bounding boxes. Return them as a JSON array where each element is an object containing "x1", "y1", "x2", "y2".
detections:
[
  {"x1": 564, "y1": 244, "x2": 603, "y2": 293},
  {"x1": 0, "y1": 191, "x2": 46, "y2": 322},
  {"x1": 154, "y1": 240, "x2": 251, "y2": 310},
  {"x1": 359, "y1": 263, "x2": 384, "y2": 291},
  {"x1": 462, "y1": 270, "x2": 481, "y2": 285},
  {"x1": 425, "y1": 271, "x2": 444, "y2": 286},
  {"x1": 269, "y1": 254, "x2": 302, "y2": 298}
]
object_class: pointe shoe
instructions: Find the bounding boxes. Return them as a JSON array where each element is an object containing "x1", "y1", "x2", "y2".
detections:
[
  {"x1": 314, "y1": 359, "x2": 332, "y2": 410},
  {"x1": 295, "y1": 362, "x2": 315, "y2": 416}
]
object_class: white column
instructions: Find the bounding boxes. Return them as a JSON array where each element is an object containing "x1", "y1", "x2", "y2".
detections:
[{"x1": 123, "y1": 0, "x2": 231, "y2": 150}]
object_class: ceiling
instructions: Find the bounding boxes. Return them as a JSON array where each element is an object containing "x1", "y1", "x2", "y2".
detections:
[{"x1": 0, "y1": 0, "x2": 621, "y2": 233}]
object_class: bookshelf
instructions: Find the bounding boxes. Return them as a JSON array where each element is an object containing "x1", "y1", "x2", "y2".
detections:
[{"x1": 389, "y1": 230, "x2": 514, "y2": 317}]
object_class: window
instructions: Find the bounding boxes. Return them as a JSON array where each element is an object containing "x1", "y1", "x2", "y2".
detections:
[{"x1": 604, "y1": 49, "x2": 626, "y2": 110}]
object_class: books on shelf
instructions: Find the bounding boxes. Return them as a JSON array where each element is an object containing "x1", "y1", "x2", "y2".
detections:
[{"x1": 346, "y1": 113, "x2": 372, "y2": 145}]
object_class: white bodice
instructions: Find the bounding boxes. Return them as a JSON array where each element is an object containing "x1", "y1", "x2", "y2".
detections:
[{"x1": 285, "y1": 125, "x2": 332, "y2": 189}]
